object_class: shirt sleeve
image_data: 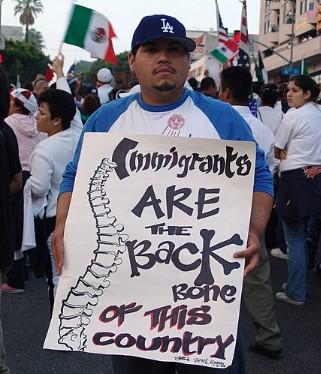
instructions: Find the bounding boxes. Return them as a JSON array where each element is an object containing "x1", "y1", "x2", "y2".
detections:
[
  {"x1": 275, "y1": 113, "x2": 295, "y2": 150},
  {"x1": 29, "y1": 146, "x2": 53, "y2": 198},
  {"x1": 231, "y1": 109, "x2": 274, "y2": 198},
  {"x1": 59, "y1": 112, "x2": 97, "y2": 194},
  {"x1": 56, "y1": 77, "x2": 83, "y2": 135}
]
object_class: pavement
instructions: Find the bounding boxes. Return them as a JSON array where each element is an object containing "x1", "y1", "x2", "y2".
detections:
[{"x1": 2, "y1": 253, "x2": 321, "y2": 374}]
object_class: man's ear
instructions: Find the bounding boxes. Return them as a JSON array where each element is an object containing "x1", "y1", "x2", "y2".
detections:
[
  {"x1": 219, "y1": 87, "x2": 231, "y2": 102},
  {"x1": 52, "y1": 117, "x2": 63, "y2": 128},
  {"x1": 128, "y1": 52, "x2": 136, "y2": 73},
  {"x1": 304, "y1": 90, "x2": 311, "y2": 102}
]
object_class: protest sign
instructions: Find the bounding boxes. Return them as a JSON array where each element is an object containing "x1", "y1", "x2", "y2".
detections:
[{"x1": 44, "y1": 133, "x2": 255, "y2": 369}]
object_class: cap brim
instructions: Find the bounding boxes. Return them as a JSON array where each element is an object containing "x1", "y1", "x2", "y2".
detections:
[{"x1": 134, "y1": 36, "x2": 196, "y2": 52}]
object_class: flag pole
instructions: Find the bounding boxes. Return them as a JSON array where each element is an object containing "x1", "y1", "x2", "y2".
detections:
[
  {"x1": 58, "y1": 0, "x2": 75, "y2": 55},
  {"x1": 214, "y1": 0, "x2": 222, "y2": 70},
  {"x1": 215, "y1": 0, "x2": 220, "y2": 39}
]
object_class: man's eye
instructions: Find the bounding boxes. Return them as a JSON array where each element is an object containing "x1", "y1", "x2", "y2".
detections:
[
  {"x1": 145, "y1": 46, "x2": 157, "y2": 53},
  {"x1": 169, "y1": 46, "x2": 183, "y2": 53}
]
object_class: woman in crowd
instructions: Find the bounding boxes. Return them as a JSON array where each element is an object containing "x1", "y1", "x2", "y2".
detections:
[
  {"x1": 0, "y1": 89, "x2": 44, "y2": 293},
  {"x1": 80, "y1": 93, "x2": 101, "y2": 124},
  {"x1": 274, "y1": 75, "x2": 321, "y2": 306},
  {"x1": 29, "y1": 54, "x2": 82, "y2": 312}
]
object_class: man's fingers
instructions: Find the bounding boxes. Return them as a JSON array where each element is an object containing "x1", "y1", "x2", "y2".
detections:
[{"x1": 233, "y1": 248, "x2": 259, "y2": 276}]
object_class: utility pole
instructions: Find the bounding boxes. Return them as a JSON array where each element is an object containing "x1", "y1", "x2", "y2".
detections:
[
  {"x1": 286, "y1": 0, "x2": 296, "y2": 68},
  {"x1": 0, "y1": 0, "x2": 4, "y2": 50},
  {"x1": 0, "y1": 0, "x2": 2, "y2": 34}
]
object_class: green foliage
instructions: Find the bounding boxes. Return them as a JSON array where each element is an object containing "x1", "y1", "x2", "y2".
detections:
[
  {"x1": 28, "y1": 28, "x2": 45, "y2": 50},
  {"x1": 1, "y1": 39, "x2": 50, "y2": 85},
  {"x1": 80, "y1": 51, "x2": 130, "y2": 85}
]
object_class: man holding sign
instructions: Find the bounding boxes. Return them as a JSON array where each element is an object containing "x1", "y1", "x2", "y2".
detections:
[{"x1": 52, "y1": 14, "x2": 273, "y2": 374}]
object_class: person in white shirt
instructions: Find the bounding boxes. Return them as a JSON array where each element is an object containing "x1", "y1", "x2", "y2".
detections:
[
  {"x1": 258, "y1": 84, "x2": 283, "y2": 136},
  {"x1": 29, "y1": 54, "x2": 82, "y2": 311},
  {"x1": 219, "y1": 68, "x2": 275, "y2": 174},
  {"x1": 275, "y1": 75, "x2": 321, "y2": 306},
  {"x1": 96, "y1": 68, "x2": 114, "y2": 105},
  {"x1": 219, "y1": 66, "x2": 282, "y2": 359}
]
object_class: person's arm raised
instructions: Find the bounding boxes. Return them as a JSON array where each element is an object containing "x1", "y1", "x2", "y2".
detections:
[{"x1": 52, "y1": 191, "x2": 72, "y2": 275}]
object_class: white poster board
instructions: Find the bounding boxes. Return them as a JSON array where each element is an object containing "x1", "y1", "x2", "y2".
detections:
[{"x1": 44, "y1": 133, "x2": 255, "y2": 369}]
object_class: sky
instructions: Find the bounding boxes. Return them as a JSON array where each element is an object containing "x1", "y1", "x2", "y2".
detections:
[{"x1": 1, "y1": 0, "x2": 261, "y2": 72}]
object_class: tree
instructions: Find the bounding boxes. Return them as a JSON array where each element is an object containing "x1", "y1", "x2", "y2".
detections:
[
  {"x1": 13, "y1": 0, "x2": 44, "y2": 43},
  {"x1": 28, "y1": 28, "x2": 45, "y2": 50},
  {"x1": 2, "y1": 39, "x2": 50, "y2": 85},
  {"x1": 84, "y1": 52, "x2": 130, "y2": 85}
]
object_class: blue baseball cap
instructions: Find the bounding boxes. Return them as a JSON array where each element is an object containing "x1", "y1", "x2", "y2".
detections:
[{"x1": 131, "y1": 14, "x2": 196, "y2": 52}]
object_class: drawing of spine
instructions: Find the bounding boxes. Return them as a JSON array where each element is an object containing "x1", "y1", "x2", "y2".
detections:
[{"x1": 58, "y1": 158, "x2": 128, "y2": 351}]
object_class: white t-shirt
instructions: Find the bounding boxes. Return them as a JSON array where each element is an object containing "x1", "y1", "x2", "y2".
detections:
[
  {"x1": 275, "y1": 102, "x2": 321, "y2": 172},
  {"x1": 97, "y1": 84, "x2": 113, "y2": 105},
  {"x1": 258, "y1": 105, "x2": 283, "y2": 136},
  {"x1": 233, "y1": 106, "x2": 275, "y2": 173}
]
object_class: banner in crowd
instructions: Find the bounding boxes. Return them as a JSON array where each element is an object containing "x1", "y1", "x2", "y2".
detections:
[{"x1": 44, "y1": 133, "x2": 255, "y2": 369}]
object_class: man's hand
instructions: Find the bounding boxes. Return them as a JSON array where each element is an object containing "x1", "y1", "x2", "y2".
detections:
[
  {"x1": 275, "y1": 146, "x2": 287, "y2": 160},
  {"x1": 233, "y1": 231, "x2": 261, "y2": 276},
  {"x1": 52, "y1": 53, "x2": 65, "y2": 79},
  {"x1": 234, "y1": 191, "x2": 273, "y2": 276},
  {"x1": 10, "y1": 171, "x2": 22, "y2": 195}
]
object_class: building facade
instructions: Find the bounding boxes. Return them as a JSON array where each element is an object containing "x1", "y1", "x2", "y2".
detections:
[
  {"x1": 259, "y1": 0, "x2": 321, "y2": 82},
  {"x1": 1, "y1": 26, "x2": 24, "y2": 42}
]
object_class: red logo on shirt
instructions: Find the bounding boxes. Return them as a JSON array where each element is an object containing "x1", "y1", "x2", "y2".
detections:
[{"x1": 168, "y1": 114, "x2": 185, "y2": 130}]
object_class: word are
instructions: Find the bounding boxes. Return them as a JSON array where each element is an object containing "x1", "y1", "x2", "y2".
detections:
[{"x1": 132, "y1": 185, "x2": 220, "y2": 220}]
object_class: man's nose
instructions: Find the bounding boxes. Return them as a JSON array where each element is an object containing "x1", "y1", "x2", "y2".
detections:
[{"x1": 156, "y1": 48, "x2": 170, "y2": 61}]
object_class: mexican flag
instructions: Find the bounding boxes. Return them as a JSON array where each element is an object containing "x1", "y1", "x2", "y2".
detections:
[
  {"x1": 64, "y1": 5, "x2": 117, "y2": 64},
  {"x1": 210, "y1": 39, "x2": 238, "y2": 64}
]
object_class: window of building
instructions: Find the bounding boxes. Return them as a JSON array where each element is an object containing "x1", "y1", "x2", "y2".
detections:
[
  {"x1": 264, "y1": 14, "x2": 271, "y2": 33},
  {"x1": 300, "y1": 0, "x2": 309, "y2": 14},
  {"x1": 284, "y1": 1, "x2": 295, "y2": 24}
]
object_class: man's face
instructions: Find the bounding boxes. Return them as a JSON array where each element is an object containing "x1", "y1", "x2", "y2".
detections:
[
  {"x1": 128, "y1": 39, "x2": 190, "y2": 104},
  {"x1": 35, "y1": 102, "x2": 61, "y2": 135},
  {"x1": 9, "y1": 97, "x2": 18, "y2": 115}
]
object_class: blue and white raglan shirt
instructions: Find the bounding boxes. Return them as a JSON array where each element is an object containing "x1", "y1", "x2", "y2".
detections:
[{"x1": 60, "y1": 90, "x2": 273, "y2": 196}]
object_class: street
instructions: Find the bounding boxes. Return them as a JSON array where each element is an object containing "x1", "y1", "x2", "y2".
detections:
[{"x1": 2, "y1": 254, "x2": 321, "y2": 374}]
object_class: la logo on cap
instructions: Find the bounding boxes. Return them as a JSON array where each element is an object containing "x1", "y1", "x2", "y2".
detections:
[{"x1": 161, "y1": 18, "x2": 174, "y2": 34}]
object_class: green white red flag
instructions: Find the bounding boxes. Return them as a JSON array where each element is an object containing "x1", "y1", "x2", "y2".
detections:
[
  {"x1": 64, "y1": 5, "x2": 117, "y2": 64},
  {"x1": 210, "y1": 39, "x2": 239, "y2": 64},
  {"x1": 210, "y1": 0, "x2": 239, "y2": 64}
]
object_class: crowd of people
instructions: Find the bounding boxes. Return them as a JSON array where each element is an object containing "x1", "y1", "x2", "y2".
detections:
[{"x1": 1, "y1": 12, "x2": 321, "y2": 374}]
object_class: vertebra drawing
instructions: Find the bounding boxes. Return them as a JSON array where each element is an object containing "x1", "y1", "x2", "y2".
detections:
[{"x1": 58, "y1": 158, "x2": 128, "y2": 351}]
